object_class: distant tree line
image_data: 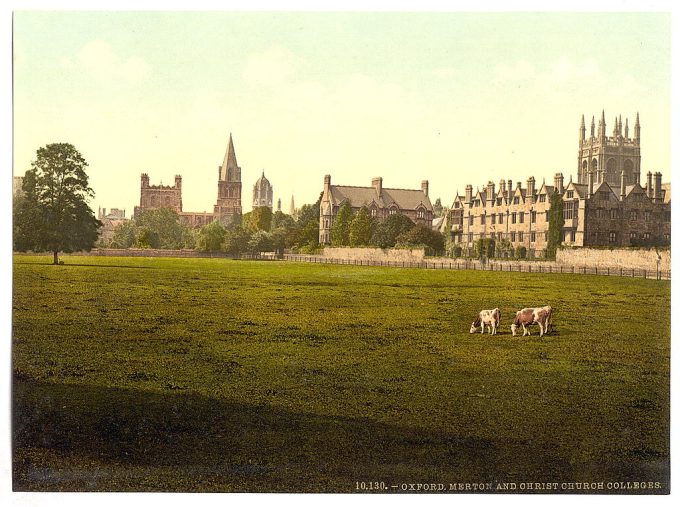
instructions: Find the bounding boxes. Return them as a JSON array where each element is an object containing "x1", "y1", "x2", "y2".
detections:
[{"x1": 102, "y1": 194, "x2": 324, "y2": 255}]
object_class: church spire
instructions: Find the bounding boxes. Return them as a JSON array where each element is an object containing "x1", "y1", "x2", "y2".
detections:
[
  {"x1": 220, "y1": 133, "x2": 240, "y2": 182},
  {"x1": 580, "y1": 114, "x2": 586, "y2": 141}
]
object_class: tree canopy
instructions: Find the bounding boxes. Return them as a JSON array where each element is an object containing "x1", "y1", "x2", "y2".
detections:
[
  {"x1": 331, "y1": 201, "x2": 353, "y2": 246},
  {"x1": 370, "y1": 213, "x2": 415, "y2": 248},
  {"x1": 546, "y1": 191, "x2": 565, "y2": 259},
  {"x1": 349, "y1": 207, "x2": 373, "y2": 247},
  {"x1": 13, "y1": 143, "x2": 101, "y2": 264},
  {"x1": 396, "y1": 224, "x2": 445, "y2": 255}
]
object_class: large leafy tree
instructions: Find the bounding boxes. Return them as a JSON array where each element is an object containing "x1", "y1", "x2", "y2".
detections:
[
  {"x1": 546, "y1": 191, "x2": 565, "y2": 259},
  {"x1": 396, "y1": 224, "x2": 445, "y2": 255},
  {"x1": 196, "y1": 220, "x2": 227, "y2": 252},
  {"x1": 135, "y1": 208, "x2": 192, "y2": 249},
  {"x1": 331, "y1": 201, "x2": 353, "y2": 246},
  {"x1": 243, "y1": 206, "x2": 273, "y2": 233},
  {"x1": 14, "y1": 143, "x2": 101, "y2": 264},
  {"x1": 349, "y1": 206, "x2": 373, "y2": 246},
  {"x1": 371, "y1": 213, "x2": 414, "y2": 248}
]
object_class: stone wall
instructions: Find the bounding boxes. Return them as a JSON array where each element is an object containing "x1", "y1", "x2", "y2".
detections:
[
  {"x1": 556, "y1": 247, "x2": 670, "y2": 272},
  {"x1": 323, "y1": 247, "x2": 425, "y2": 263}
]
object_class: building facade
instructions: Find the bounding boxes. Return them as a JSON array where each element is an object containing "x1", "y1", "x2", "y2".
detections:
[
  {"x1": 319, "y1": 175, "x2": 433, "y2": 245},
  {"x1": 252, "y1": 171, "x2": 273, "y2": 209},
  {"x1": 448, "y1": 112, "x2": 670, "y2": 257},
  {"x1": 134, "y1": 134, "x2": 244, "y2": 228}
]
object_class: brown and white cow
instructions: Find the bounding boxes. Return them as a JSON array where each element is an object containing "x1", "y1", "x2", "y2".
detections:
[
  {"x1": 511, "y1": 306, "x2": 553, "y2": 337},
  {"x1": 470, "y1": 308, "x2": 501, "y2": 335}
]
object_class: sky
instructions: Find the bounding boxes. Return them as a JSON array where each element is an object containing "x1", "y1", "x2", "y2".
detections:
[{"x1": 12, "y1": 10, "x2": 672, "y2": 216}]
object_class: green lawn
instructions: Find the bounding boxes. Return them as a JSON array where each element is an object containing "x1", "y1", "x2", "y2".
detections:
[{"x1": 12, "y1": 254, "x2": 670, "y2": 492}]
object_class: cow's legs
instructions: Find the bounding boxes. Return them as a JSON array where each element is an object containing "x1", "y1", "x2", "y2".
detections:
[
  {"x1": 481, "y1": 322, "x2": 485, "y2": 334},
  {"x1": 538, "y1": 321, "x2": 544, "y2": 337}
]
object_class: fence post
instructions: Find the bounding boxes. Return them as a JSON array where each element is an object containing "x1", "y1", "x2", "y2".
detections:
[{"x1": 643, "y1": 269, "x2": 647, "y2": 279}]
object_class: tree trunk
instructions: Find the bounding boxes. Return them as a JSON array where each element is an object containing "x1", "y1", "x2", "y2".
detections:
[{"x1": 53, "y1": 251, "x2": 59, "y2": 265}]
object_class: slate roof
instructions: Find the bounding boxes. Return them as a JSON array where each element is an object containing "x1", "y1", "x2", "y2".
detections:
[{"x1": 330, "y1": 185, "x2": 433, "y2": 211}]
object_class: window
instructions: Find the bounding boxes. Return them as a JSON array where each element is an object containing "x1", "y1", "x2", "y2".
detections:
[
  {"x1": 389, "y1": 208, "x2": 397, "y2": 215},
  {"x1": 630, "y1": 210, "x2": 638, "y2": 221},
  {"x1": 665, "y1": 211, "x2": 671, "y2": 222},
  {"x1": 545, "y1": 231, "x2": 549, "y2": 241},
  {"x1": 512, "y1": 212, "x2": 517, "y2": 224},
  {"x1": 610, "y1": 209, "x2": 619, "y2": 219},
  {"x1": 491, "y1": 214, "x2": 496, "y2": 225},
  {"x1": 468, "y1": 232, "x2": 473, "y2": 243},
  {"x1": 513, "y1": 197, "x2": 520, "y2": 204},
  {"x1": 570, "y1": 231, "x2": 575, "y2": 242},
  {"x1": 596, "y1": 208, "x2": 605, "y2": 219},
  {"x1": 469, "y1": 215, "x2": 474, "y2": 226},
  {"x1": 630, "y1": 232, "x2": 638, "y2": 240},
  {"x1": 531, "y1": 211, "x2": 537, "y2": 223},
  {"x1": 481, "y1": 214, "x2": 486, "y2": 225},
  {"x1": 511, "y1": 232, "x2": 516, "y2": 242},
  {"x1": 530, "y1": 232, "x2": 536, "y2": 242},
  {"x1": 546, "y1": 210, "x2": 550, "y2": 221},
  {"x1": 539, "y1": 195, "x2": 546, "y2": 203},
  {"x1": 480, "y1": 233, "x2": 485, "y2": 239},
  {"x1": 644, "y1": 211, "x2": 651, "y2": 221},
  {"x1": 518, "y1": 232, "x2": 524, "y2": 242},
  {"x1": 497, "y1": 198, "x2": 503, "y2": 206},
  {"x1": 600, "y1": 192, "x2": 609, "y2": 201},
  {"x1": 498, "y1": 213, "x2": 504, "y2": 224},
  {"x1": 475, "y1": 199, "x2": 480, "y2": 207},
  {"x1": 567, "y1": 191, "x2": 574, "y2": 198},
  {"x1": 497, "y1": 232, "x2": 503, "y2": 240},
  {"x1": 416, "y1": 209, "x2": 425, "y2": 219},
  {"x1": 664, "y1": 233, "x2": 670, "y2": 241},
  {"x1": 609, "y1": 231, "x2": 617, "y2": 243},
  {"x1": 519, "y1": 212, "x2": 525, "y2": 224},
  {"x1": 644, "y1": 232, "x2": 651, "y2": 240},
  {"x1": 454, "y1": 202, "x2": 459, "y2": 209},
  {"x1": 371, "y1": 208, "x2": 377, "y2": 217},
  {"x1": 490, "y1": 232, "x2": 495, "y2": 239}
]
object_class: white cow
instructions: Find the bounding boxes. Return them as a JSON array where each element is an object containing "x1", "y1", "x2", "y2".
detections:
[
  {"x1": 470, "y1": 308, "x2": 501, "y2": 335},
  {"x1": 510, "y1": 306, "x2": 553, "y2": 337}
]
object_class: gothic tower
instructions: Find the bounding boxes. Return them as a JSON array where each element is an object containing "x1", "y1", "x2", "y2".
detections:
[
  {"x1": 577, "y1": 111, "x2": 641, "y2": 187},
  {"x1": 214, "y1": 134, "x2": 243, "y2": 224},
  {"x1": 252, "y1": 170, "x2": 273, "y2": 209}
]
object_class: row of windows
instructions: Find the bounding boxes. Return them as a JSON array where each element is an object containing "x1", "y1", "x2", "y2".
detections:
[{"x1": 458, "y1": 231, "x2": 548, "y2": 243}]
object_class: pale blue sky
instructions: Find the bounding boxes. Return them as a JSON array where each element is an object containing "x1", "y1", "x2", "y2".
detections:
[{"x1": 13, "y1": 11, "x2": 671, "y2": 215}]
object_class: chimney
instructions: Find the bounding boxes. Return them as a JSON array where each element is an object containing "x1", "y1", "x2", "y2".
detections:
[
  {"x1": 516, "y1": 181, "x2": 522, "y2": 191},
  {"x1": 499, "y1": 179, "x2": 506, "y2": 196},
  {"x1": 465, "y1": 184, "x2": 473, "y2": 203},
  {"x1": 588, "y1": 171, "x2": 594, "y2": 198},
  {"x1": 324, "y1": 174, "x2": 332, "y2": 196},
  {"x1": 646, "y1": 171, "x2": 653, "y2": 198},
  {"x1": 507, "y1": 179, "x2": 513, "y2": 199},
  {"x1": 554, "y1": 172, "x2": 564, "y2": 194},
  {"x1": 527, "y1": 176, "x2": 535, "y2": 202},
  {"x1": 175, "y1": 175, "x2": 182, "y2": 189},
  {"x1": 141, "y1": 173, "x2": 149, "y2": 188},
  {"x1": 487, "y1": 181, "x2": 495, "y2": 201},
  {"x1": 372, "y1": 177, "x2": 383, "y2": 196},
  {"x1": 421, "y1": 180, "x2": 429, "y2": 197},
  {"x1": 653, "y1": 172, "x2": 662, "y2": 202}
]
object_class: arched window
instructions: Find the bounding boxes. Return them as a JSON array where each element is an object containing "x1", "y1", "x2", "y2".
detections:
[
  {"x1": 581, "y1": 159, "x2": 588, "y2": 181},
  {"x1": 623, "y1": 159, "x2": 634, "y2": 181}
]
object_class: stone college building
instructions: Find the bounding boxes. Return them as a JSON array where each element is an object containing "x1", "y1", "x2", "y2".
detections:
[{"x1": 448, "y1": 112, "x2": 671, "y2": 257}]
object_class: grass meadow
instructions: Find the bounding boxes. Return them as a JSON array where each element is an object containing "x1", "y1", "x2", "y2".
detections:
[{"x1": 12, "y1": 254, "x2": 670, "y2": 492}]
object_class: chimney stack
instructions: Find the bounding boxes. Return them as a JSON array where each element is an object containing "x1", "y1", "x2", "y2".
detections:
[
  {"x1": 527, "y1": 176, "x2": 535, "y2": 202},
  {"x1": 465, "y1": 184, "x2": 473, "y2": 203},
  {"x1": 653, "y1": 172, "x2": 662, "y2": 202},
  {"x1": 507, "y1": 179, "x2": 513, "y2": 199},
  {"x1": 499, "y1": 179, "x2": 506, "y2": 197},
  {"x1": 588, "y1": 171, "x2": 594, "y2": 198},
  {"x1": 372, "y1": 177, "x2": 383, "y2": 196},
  {"x1": 324, "y1": 175, "x2": 332, "y2": 197},
  {"x1": 554, "y1": 172, "x2": 564, "y2": 194},
  {"x1": 487, "y1": 181, "x2": 495, "y2": 201},
  {"x1": 421, "y1": 180, "x2": 429, "y2": 197},
  {"x1": 646, "y1": 171, "x2": 653, "y2": 198},
  {"x1": 620, "y1": 172, "x2": 626, "y2": 201}
]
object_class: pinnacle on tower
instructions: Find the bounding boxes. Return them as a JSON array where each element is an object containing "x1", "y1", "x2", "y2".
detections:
[
  {"x1": 625, "y1": 117, "x2": 629, "y2": 138},
  {"x1": 590, "y1": 116, "x2": 595, "y2": 137},
  {"x1": 580, "y1": 114, "x2": 586, "y2": 141},
  {"x1": 634, "y1": 112, "x2": 640, "y2": 141}
]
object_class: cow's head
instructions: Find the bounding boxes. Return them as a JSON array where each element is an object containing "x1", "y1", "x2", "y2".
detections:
[
  {"x1": 510, "y1": 319, "x2": 519, "y2": 336},
  {"x1": 469, "y1": 318, "x2": 481, "y2": 333}
]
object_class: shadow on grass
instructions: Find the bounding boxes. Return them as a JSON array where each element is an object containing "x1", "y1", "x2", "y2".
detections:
[
  {"x1": 13, "y1": 378, "x2": 669, "y2": 493},
  {"x1": 13, "y1": 261, "x2": 152, "y2": 270}
]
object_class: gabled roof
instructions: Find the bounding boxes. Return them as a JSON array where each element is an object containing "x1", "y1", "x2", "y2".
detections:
[
  {"x1": 329, "y1": 185, "x2": 433, "y2": 211},
  {"x1": 537, "y1": 184, "x2": 555, "y2": 195},
  {"x1": 662, "y1": 183, "x2": 671, "y2": 203}
]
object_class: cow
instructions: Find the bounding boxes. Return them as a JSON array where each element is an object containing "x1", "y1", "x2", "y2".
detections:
[
  {"x1": 511, "y1": 306, "x2": 553, "y2": 337},
  {"x1": 470, "y1": 308, "x2": 501, "y2": 335}
]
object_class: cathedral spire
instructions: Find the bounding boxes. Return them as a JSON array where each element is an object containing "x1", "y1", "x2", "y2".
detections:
[{"x1": 220, "y1": 133, "x2": 239, "y2": 181}]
